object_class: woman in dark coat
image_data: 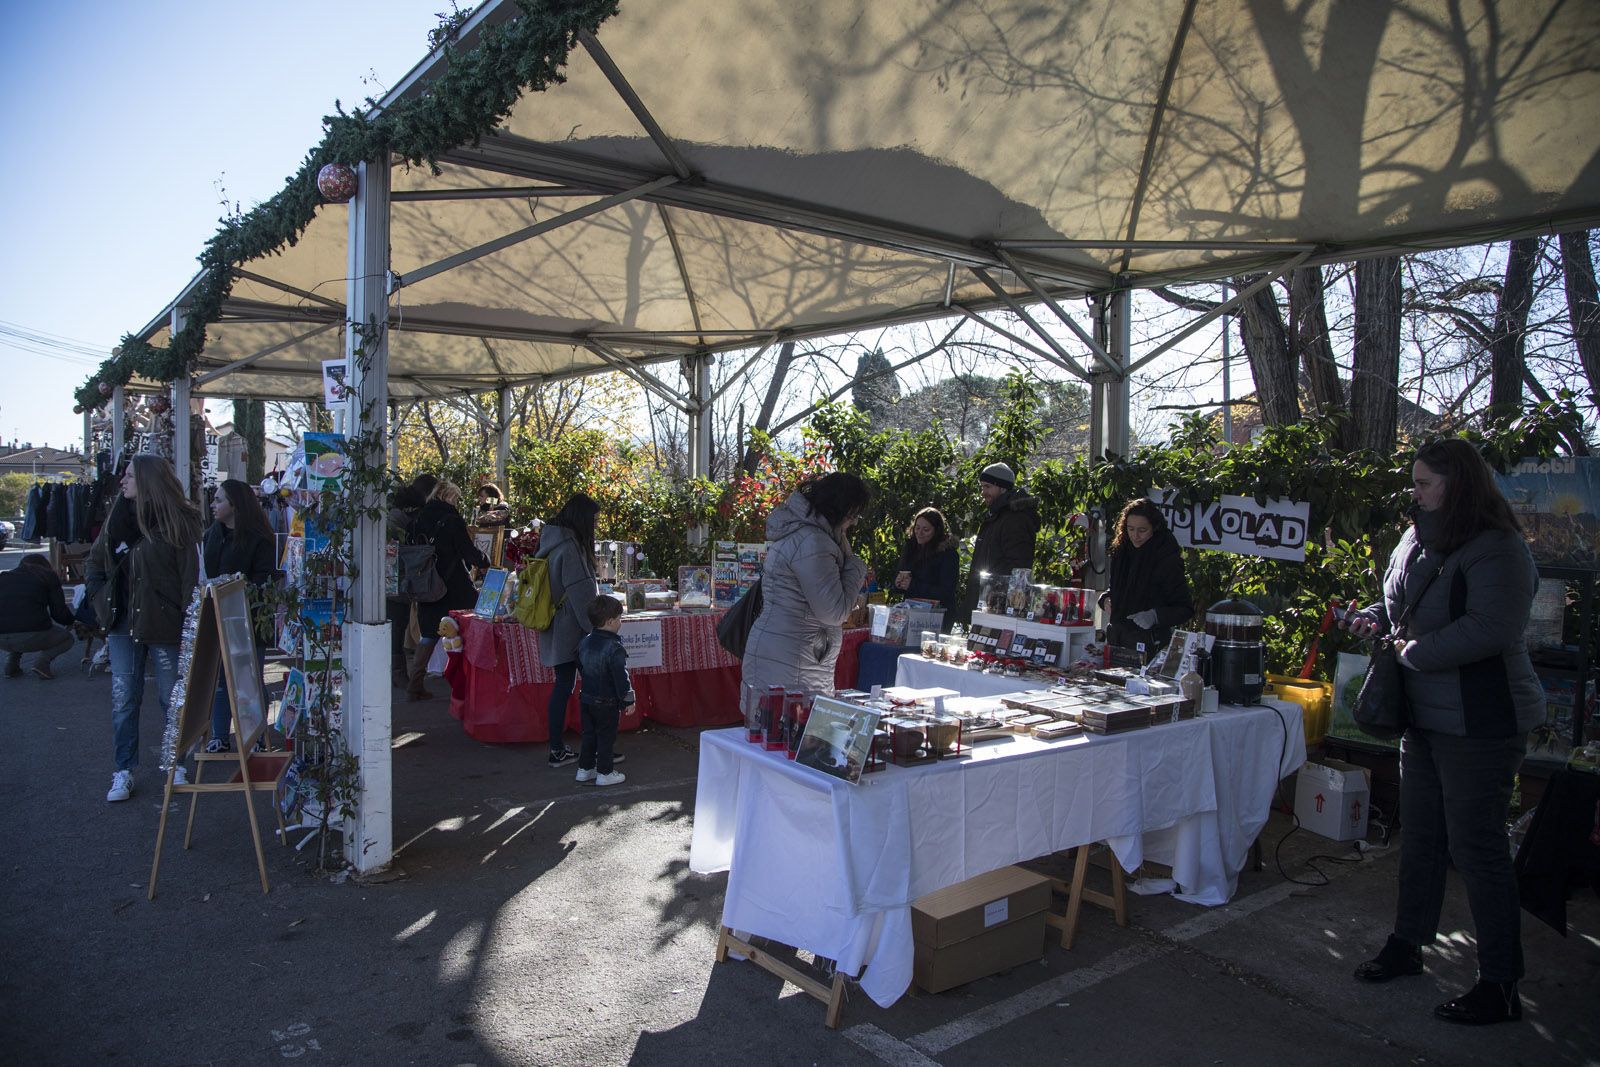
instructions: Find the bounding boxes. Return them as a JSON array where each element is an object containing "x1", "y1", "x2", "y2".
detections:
[
  {"x1": 1101, "y1": 498, "x2": 1193, "y2": 660},
  {"x1": 890, "y1": 506, "x2": 960, "y2": 618},
  {"x1": 203, "y1": 479, "x2": 279, "y2": 750},
  {"x1": 1342, "y1": 439, "x2": 1541, "y2": 1025},
  {"x1": 406, "y1": 481, "x2": 490, "y2": 700}
]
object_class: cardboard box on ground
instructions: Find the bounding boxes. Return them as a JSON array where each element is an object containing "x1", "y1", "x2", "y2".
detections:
[
  {"x1": 1294, "y1": 760, "x2": 1372, "y2": 842},
  {"x1": 911, "y1": 865, "x2": 1051, "y2": 993}
]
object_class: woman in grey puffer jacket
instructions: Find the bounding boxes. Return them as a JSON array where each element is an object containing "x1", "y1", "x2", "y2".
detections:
[
  {"x1": 1343, "y1": 439, "x2": 1539, "y2": 1026},
  {"x1": 535, "y1": 493, "x2": 601, "y2": 767},
  {"x1": 742, "y1": 473, "x2": 871, "y2": 696}
]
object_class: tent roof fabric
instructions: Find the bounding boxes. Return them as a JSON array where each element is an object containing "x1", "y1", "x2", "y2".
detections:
[{"x1": 156, "y1": 0, "x2": 1600, "y2": 399}]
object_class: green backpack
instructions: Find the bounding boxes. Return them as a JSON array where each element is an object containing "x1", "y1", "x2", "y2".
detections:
[{"x1": 514, "y1": 558, "x2": 562, "y2": 631}]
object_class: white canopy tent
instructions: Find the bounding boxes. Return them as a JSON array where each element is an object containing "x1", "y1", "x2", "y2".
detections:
[{"x1": 126, "y1": 0, "x2": 1600, "y2": 871}]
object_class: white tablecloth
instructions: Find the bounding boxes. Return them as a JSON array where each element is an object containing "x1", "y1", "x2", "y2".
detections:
[
  {"x1": 688, "y1": 701, "x2": 1304, "y2": 1008},
  {"x1": 894, "y1": 654, "x2": 1046, "y2": 697}
]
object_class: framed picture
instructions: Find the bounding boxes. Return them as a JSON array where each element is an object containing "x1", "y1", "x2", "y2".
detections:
[
  {"x1": 795, "y1": 697, "x2": 880, "y2": 785},
  {"x1": 469, "y1": 525, "x2": 505, "y2": 567},
  {"x1": 474, "y1": 568, "x2": 512, "y2": 618}
]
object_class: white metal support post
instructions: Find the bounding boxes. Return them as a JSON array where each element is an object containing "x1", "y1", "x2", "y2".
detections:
[
  {"x1": 1087, "y1": 291, "x2": 1131, "y2": 605},
  {"x1": 686, "y1": 352, "x2": 713, "y2": 547},
  {"x1": 342, "y1": 156, "x2": 394, "y2": 874},
  {"x1": 171, "y1": 308, "x2": 193, "y2": 497},
  {"x1": 496, "y1": 385, "x2": 512, "y2": 486},
  {"x1": 111, "y1": 386, "x2": 125, "y2": 458}
]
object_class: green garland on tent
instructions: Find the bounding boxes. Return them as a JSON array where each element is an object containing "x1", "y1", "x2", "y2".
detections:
[{"x1": 76, "y1": 0, "x2": 621, "y2": 412}]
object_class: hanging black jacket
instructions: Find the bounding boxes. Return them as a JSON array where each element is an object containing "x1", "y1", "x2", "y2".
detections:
[{"x1": 1104, "y1": 528, "x2": 1194, "y2": 656}]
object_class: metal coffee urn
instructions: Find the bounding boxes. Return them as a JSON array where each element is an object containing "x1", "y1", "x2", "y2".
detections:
[{"x1": 1204, "y1": 597, "x2": 1265, "y2": 706}]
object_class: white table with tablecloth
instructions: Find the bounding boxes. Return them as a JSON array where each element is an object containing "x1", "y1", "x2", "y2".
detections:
[{"x1": 688, "y1": 699, "x2": 1304, "y2": 1008}]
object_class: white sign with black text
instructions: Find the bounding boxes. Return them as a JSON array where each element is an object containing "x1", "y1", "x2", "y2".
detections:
[
  {"x1": 617, "y1": 619, "x2": 664, "y2": 669},
  {"x1": 1148, "y1": 488, "x2": 1311, "y2": 562}
]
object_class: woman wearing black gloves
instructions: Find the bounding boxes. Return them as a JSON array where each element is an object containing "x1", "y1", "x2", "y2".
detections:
[{"x1": 1100, "y1": 498, "x2": 1193, "y2": 660}]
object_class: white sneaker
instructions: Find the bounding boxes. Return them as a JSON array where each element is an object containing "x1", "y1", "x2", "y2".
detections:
[
  {"x1": 575, "y1": 767, "x2": 597, "y2": 783},
  {"x1": 171, "y1": 765, "x2": 189, "y2": 786},
  {"x1": 106, "y1": 770, "x2": 133, "y2": 802},
  {"x1": 595, "y1": 771, "x2": 626, "y2": 787}
]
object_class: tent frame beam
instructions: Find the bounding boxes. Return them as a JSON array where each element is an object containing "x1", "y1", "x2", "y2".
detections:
[
  {"x1": 195, "y1": 323, "x2": 339, "y2": 386},
  {"x1": 585, "y1": 339, "x2": 693, "y2": 413},
  {"x1": 1123, "y1": 253, "x2": 1308, "y2": 375},
  {"x1": 708, "y1": 335, "x2": 779, "y2": 404},
  {"x1": 390, "y1": 184, "x2": 600, "y2": 202},
  {"x1": 394, "y1": 174, "x2": 680, "y2": 290},
  {"x1": 771, "y1": 323, "x2": 961, "y2": 436},
  {"x1": 969, "y1": 267, "x2": 1093, "y2": 381},
  {"x1": 439, "y1": 139, "x2": 1112, "y2": 291},
  {"x1": 578, "y1": 30, "x2": 693, "y2": 181},
  {"x1": 990, "y1": 248, "x2": 1117, "y2": 372},
  {"x1": 234, "y1": 270, "x2": 345, "y2": 310}
]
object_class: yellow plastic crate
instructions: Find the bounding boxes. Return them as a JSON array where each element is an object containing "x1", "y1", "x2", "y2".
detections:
[{"x1": 1264, "y1": 674, "x2": 1333, "y2": 744}]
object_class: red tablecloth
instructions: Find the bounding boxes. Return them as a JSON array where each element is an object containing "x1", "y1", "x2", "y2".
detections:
[{"x1": 448, "y1": 611, "x2": 869, "y2": 743}]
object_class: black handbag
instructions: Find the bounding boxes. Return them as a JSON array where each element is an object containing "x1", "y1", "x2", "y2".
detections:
[
  {"x1": 1352, "y1": 545, "x2": 1445, "y2": 741},
  {"x1": 716, "y1": 579, "x2": 764, "y2": 659},
  {"x1": 397, "y1": 541, "x2": 447, "y2": 603}
]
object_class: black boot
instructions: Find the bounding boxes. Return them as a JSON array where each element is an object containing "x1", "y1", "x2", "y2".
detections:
[
  {"x1": 1354, "y1": 934, "x2": 1423, "y2": 982},
  {"x1": 1434, "y1": 980, "x2": 1521, "y2": 1025}
]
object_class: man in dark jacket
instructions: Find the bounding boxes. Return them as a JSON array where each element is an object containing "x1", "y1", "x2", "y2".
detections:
[
  {"x1": 961, "y1": 462, "x2": 1041, "y2": 621},
  {"x1": 0, "y1": 555, "x2": 76, "y2": 679}
]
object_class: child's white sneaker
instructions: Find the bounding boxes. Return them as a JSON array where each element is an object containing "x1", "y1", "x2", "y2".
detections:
[
  {"x1": 575, "y1": 767, "x2": 596, "y2": 783},
  {"x1": 595, "y1": 771, "x2": 626, "y2": 787}
]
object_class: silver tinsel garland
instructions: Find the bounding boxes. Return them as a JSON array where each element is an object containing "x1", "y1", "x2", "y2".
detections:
[{"x1": 159, "y1": 574, "x2": 243, "y2": 770}]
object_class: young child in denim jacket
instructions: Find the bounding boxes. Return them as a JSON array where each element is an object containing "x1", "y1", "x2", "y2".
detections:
[{"x1": 575, "y1": 596, "x2": 634, "y2": 785}]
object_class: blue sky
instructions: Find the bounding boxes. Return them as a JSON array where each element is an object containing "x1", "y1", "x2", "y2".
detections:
[{"x1": 0, "y1": 0, "x2": 458, "y2": 450}]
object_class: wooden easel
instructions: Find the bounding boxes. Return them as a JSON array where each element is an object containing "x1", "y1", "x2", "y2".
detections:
[
  {"x1": 1034, "y1": 842, "x2": 1129, "y2": 949},
  {"x1": 148, "y1": 578, "x2": 292, "y2": 898},
  {"x1": 714, "y1": 927, "x2": 850, "y2": 1028}
]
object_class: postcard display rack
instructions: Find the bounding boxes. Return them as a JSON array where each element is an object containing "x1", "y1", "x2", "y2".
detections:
[{"x1": 270, "y1": 431, "x2": 352, "y2": 839}]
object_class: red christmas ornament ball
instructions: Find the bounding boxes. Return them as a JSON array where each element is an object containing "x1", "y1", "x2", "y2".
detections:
[
  {"x1": 149, "y1": 394, "x2": 171, "y2": 415},
  {"x1": 73, "y1": 405, "x2": 84, "y2": 415},
  {"x1": 97, "y1": 381, "x2": 113, "y2": 398},
  {"x1": 317, "y1": 162, "x2": 359, "y2": 203}
]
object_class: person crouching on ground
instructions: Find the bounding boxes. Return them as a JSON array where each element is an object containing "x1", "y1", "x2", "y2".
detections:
[
  {"x1": 575, "y1": 595, "x2": 633, "y2": 786},
  {"x1": 0, "y1": 554, "x2": 76, "y2": 679}
]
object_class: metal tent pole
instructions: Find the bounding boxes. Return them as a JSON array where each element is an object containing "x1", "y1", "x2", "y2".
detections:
[
  {"x1": 496, "y1": 385, "x2": 512, "y2": 486},
  {"x1": 343, "y1": 156, "x2": 394, "y2": 874},
  {"x1": 111, "y1": 386, "x2": 125, "y2": 458},
  {"x1": 172, "y1": 308, "x2": 193, "y2": 498}
]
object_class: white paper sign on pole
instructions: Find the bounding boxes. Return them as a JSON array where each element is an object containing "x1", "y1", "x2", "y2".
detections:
[
  {"x1": 617, "y1": 619, "x2": 664, "y2": 669},
  {"x1": 322, "y1": 359, "x2": 350, "y2": 406},
  {"x1": 1149, "y1": 488, "x2": 1311, "y2": 562}
]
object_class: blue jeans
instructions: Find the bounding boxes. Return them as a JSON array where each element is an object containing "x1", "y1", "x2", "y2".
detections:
[
  {"x1": 1395, "y1": 728, "x2": 1527, "y2": 981},
  {"x1": 108, "y1": 632, "x2": 180, "y2": 772},
  {"x1": 211, "y1": 646, "x2": 268, "y2": 744}
]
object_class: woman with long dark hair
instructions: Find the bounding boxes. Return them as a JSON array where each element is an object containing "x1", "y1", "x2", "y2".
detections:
[
  {"x1": 1343, "y1": 438, "x2": 1541, "y2": 1025},
  {"x1": 535, "y1": 493, "x2": 603, "y2": 766},
  {"x1": 202, "y1": 479, "x2": 279, "y2": 751},
  {"x1": 407, "y1": 481, "x2": 490, "y2": 700},
  {"x1": 889, "y1": 506, "x2": 960, "y2": 615},
  {"x1": 1101, "y1": 498, "x2": 1193, "y2": 660},
  {"x1": 743, "y1": 472, "x2": 871, "y2": 696},
  {"x1": 86, "y1": 454, "x2": 202, "y2": 802}
]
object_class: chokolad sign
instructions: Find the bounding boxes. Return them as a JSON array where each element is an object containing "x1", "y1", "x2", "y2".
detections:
[{"x1": 1148, "y1": 489, "x2": 1311, "y2": 562}]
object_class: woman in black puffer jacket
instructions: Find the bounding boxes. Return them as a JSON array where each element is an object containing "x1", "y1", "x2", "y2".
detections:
[
  {"x1": 202, "y1": 479, "x2": 279, "y2": 751},
  {"x1": 1101, "y1": 498, "x2": 1193, "y2": 661},
  {"x1": 405, "y1": 481, "x2": 489, "y2": 700}
]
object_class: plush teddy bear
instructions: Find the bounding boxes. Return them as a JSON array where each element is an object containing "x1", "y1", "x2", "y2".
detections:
[{"x1": 437, "y1": 615, "x2": 463, "y2": 653}]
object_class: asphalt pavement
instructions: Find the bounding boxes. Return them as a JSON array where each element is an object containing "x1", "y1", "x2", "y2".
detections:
[{"x1": 0, "y1": 552, "x2": 1594, "y2": 1066}]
